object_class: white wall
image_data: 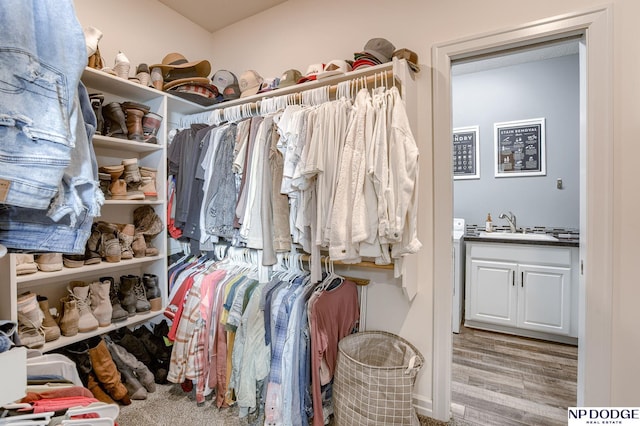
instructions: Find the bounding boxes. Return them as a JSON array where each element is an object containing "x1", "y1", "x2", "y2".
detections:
[{"x1": 73, "y1": 0, "x2": 640, "y2": 413}]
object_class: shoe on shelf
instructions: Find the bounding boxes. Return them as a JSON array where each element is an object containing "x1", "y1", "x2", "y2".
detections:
[
  {"x1": 143, "y1": 273, "x2": 162, "y2": 312},
  {"x1": 58, "y1": 295, "x2": 80, "y2": 337},
  {"x1": 139, "y1": 166, "x2": 158, "y2": 198},
  {"x1": 36, "y1": 295, "x2": 61, "y2": 342},
  {"x1": 89, "y1": 280, "x2": 113, "y2": 327},
  {"x1": 89, "y1": 93, "x2": 105, "y2": 135},
  {"x1": 135, "y1": 63, "x2": 151, "y2": 87},
  {"x1": 113, "y1": 51, "x2": 131, "y2": 80},
  {"x1": 101, "y1": 276, "x2": 128, "y2": 323},
  {"x1": 15, "y1": 254, "x2": 38, "y2": 275},
  {"x1": 122, "y1": 102, "x2": 151, "y2": 142},
  {"x1": 67, "y1": 281, "x2": 99, "y2": 333},
  {"x1": 117, "y1": 224, "x2": 135, "y2": 260},
  {"x1": 142, "y1": 112, "x2": 163, "y2": 144},
  {"x1": 35, "y1": 253, "x2": 63, "y2": 272},
  {"x1": 102, "y1": 102, "x2": 128, "y2": 139},
  {"x1": 63, "y1": 254, "x2": 85, "y2": 268},
  {"x1": 16, "y1": 292, "x2": 45, "y2": 349},
  {"x1": 133, "y1": 206, "x2": 163, "y2": 257}
]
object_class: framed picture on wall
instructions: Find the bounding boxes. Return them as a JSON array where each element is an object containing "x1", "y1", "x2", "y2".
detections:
[
  {"x1": 494, "y1": 118, "x2": 546, "y2": 177},
  {"x1": 453, "y1": 126, "x2": 480, "y2": 180}
]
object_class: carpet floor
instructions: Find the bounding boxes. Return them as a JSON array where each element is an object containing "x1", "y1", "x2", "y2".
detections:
[{"x1": 117, "y1": 383, "x2": 451, "y2": 425}]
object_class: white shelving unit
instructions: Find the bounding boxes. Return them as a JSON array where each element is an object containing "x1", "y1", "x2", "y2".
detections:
[{"x1": 0, "y1": 68, "x2": 204, "y2": 353}]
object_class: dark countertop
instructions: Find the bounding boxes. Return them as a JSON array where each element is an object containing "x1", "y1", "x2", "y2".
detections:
[{"x1": 463, "y1": 224, "x2": 580, "y2": 247}]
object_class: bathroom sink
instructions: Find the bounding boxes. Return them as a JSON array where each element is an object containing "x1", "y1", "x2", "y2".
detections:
[{"x1": 478, "y1": 231, "x2": 558, "y2": 242}]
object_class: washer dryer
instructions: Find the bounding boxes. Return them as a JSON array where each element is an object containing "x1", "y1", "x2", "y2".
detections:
[{"x1": 452, "y1": 218, "x2": 466, "y2": 333}]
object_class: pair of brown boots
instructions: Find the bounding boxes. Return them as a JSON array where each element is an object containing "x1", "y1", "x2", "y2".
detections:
[{"x1": 102, "y1": 101, "x2": 152, "y2": 142}]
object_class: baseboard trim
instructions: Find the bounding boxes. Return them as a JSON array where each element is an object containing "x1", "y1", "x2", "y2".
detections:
[{"x1": 413, "y1": 394, "x2": 433, "y2": 417}]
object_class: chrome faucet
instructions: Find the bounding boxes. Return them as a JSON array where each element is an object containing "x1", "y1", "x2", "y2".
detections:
[{"x1": 499, "y1": 211, "x2": 517, "y2": 233}]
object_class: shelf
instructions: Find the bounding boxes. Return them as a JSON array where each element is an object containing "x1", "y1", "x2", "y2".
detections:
[
  {"x1": 16, "y1": 256, "x2": 165, "y2": 286},
  {"x1": 102, "y1": 199, "x2": 164, "y2": 206},
  {"x1": 93, "y1": 135, "x2": 163, "y2": 153},
  {"x1": 41, "y1": 311, "x2": 164, "y2": 353},
  {"x1": 82, "y1": 67, "x2": 163, "y2": 102}
]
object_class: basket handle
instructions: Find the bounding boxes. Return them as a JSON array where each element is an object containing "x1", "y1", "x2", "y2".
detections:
[{"x1": 405, "y1": 355, "x2": 418, "y2": 374}]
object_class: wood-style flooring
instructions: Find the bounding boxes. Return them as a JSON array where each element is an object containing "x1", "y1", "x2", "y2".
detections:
[{"x1": 451, "y1": 326, "x2": 578, "y2": 426}]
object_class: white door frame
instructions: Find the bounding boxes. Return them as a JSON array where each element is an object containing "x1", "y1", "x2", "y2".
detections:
[{"x1": 431, "y1": 6, "x2": 613, "y2": 421}]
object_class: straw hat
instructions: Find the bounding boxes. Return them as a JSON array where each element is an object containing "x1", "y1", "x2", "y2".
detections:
[{"x1": 150, "y1": 53, "x2": 211, "y2": 79}]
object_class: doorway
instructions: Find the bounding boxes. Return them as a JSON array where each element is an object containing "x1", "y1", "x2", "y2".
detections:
[
  {"x1": 430, "y1": 7, "x2": 614, "y2": 422},
  {"x1": 450, "y1": 40, "x2": 581, "y2": 423}
]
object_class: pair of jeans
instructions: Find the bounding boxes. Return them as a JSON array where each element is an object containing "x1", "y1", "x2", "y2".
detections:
[
  {"x1": 0, "y1": 0, "x2": 86, "y2": 210},
  {"x1": 0, "y1": 83, "x2": 104, "y2": 254}
]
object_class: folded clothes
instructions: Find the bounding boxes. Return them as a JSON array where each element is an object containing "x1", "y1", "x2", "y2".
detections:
[
  {"x1": 27, "y1": 395, "x2": 99, "y2": 414},
  {"x1": 21, "y1": 385, "x2": 94, "y2": 403}
]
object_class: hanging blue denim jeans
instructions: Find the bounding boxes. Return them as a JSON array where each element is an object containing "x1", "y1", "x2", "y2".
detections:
[
  {"x1": 0, "y1": 0, "x2": 86, "y2": 210},
  {"x1": 0, "y1": 83, "x2": 104, "y2": 254}
]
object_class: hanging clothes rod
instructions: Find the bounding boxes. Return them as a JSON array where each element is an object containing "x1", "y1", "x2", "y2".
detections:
[
  {"x1": 179, "y1": 66, "x2": 398, "y2": 128},
  {"x1": 295, "y1": 254, "x2": 396, "y2": 286}
]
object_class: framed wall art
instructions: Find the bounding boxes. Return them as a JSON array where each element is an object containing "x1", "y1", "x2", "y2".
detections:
[
  {"x1": 494, "y1": 118, "x2": 546, "y2": 177},
  {"x1": 453, "y1": 126, "x2": 480, "y2": 180},
  {"x1": 494, "y1": 118, "x2": 547, "y2": 177}
]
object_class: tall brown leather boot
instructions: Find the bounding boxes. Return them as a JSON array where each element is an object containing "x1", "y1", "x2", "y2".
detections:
[
  {"x1": 122, "y1": 101, "x2": 150, "y2": 142},
  {"x1": 87, "y1": 372, "x2": 117, "y2": 405},
  {"x1": 87, "y1": 336, "x2": 131, "y2": 405}
]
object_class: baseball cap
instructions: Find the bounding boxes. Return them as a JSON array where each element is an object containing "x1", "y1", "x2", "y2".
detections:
[
  {"x1": 223, "y1": 84, "x2": 241, "y2": 100},
  {"x1": 239, "y1": 70, "x2": 263, "y2": 98},
  {"x1": 317, "y1": 60, "x2": 352, "y2": 80},
  {"x1": 277, "y1": 69, "x2": 302, "y2": 89},
  {"x1": 257, "y1": 77, "x2": 281, "y2": 93},
  {"x1": 297, "y1": 64, "x2": 325, "y2": 84},
  {"x1": 363, "y1": 38, "x2": 396, "y2": 63},
  {"x1": 211, "y1": 69, "x2": 238, "y2": 92}
]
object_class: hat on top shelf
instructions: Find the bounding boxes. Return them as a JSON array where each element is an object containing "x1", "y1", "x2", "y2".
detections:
[
  {"x1": 277, "y1": 69, "x2": 302, "y2": 89},
  {"x1": 257, "y1": 77, "x2": 281, "y2": 94},
  {"x1": 353, "y1": 37, "x2": 396, "y2": 70},
  {"x1": 223, "y1": 84, "x2": 241, "y2": 100},
  {"x1": 211, "y1": 69, "x2": 238, "y2": 93},
  {"x1": 392, "y1": 48, "x2": 420, "y2": 73},
  {"x1": 297, "y1": 63, "x2": 325, "y2": 84},
  {"x1": 239, "y1": 70, "x2": 264, "y2": 98},
  {"x1": 167, "y1": 81, "x2": 220, "y2": 106},
  {"x1": 149, "y1": 52, "x2": 211, "y2": 91},
  {"x1": 317, "y1": 59, "x2": 352, "y2": 80}
]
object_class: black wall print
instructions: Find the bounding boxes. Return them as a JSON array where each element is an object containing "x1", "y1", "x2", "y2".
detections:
[
  {"x1": 453, "y1": 126, "x2": 479, "y2": 180},
  {"x1": 494, "y1": 118, "x2": 546, "y2": 177}
]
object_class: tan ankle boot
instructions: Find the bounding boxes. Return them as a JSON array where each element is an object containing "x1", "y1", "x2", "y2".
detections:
[
  {"x1": 37, "y1": 295, "x2": 61, "y2": 342},
  {"x1": 122, "y1": 102, "x2": 150, "y2": 142},
  {"x1": 67, "y1": 281, "x2": 99, "y2": 333},
  {"x1": 58, "y1": 296, "x2": 80, "y2": 337},
  {"x1": 89, "y1": 280, "x2": 113, "y2": 327},
  {"x1": 139, "y1": 166, "x2": 158, "y2": 198},
  {"x1": 16, "y1": 292, "x2": 45, "y2": 348},
  {"x1": 117, "y1": 224, "x2": 135, "y2": 260}
]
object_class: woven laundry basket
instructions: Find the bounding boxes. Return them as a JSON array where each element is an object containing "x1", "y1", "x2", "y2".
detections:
[{"x1": 333, "y1": 331, "x2": 424, "y2": 426}]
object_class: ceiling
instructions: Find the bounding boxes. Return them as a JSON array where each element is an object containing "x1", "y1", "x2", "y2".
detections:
[{"x1": 157, "y1": 0, "x2": 288, "y2": 33}]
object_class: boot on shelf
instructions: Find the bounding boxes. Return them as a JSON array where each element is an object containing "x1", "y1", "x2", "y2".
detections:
[
  {"x1": 16, "y1": 292, "x2": 45, "y2": 349},
  {"x1": 113, "y1": 51, "x2": 131, "y2": 80},
  {"x1": 118, "y1": 275, "x2": 151, "y2": 316},
  {"x1": 89, "y1": 93, "x2": 104, "y2": 135},
  {"x1": 142, "y1": 112, "x2": 162, "y2": 144},
  {"x1": 102, "y1": 102, "x2": 128, "y2": 139},
  {"x1": 117, "y1": 224, "x2": 135, "y2": 260},
  {"x1": 100, "y1": 277, "x2": 128, "y2": 324},
  {"x1": 36, "y1": 295, "x2": 60, "y2": 343},
  {"x1": 97, "y1": 221, "x2": 121, "y2": 263},
  {"x1": 58, "y1": 296, "x2": 80, "y2": 337},
  {"x1": 67, "y1": 281, "x2": 99, "y2": 333},
  {"x1": 142, "y1": 273, "x2": 162, "y2": 312},
  {"x1": 135, "y1": 63, "x2": 151, "y2": 87},
  {"x1": 84, "y1": 222, "x2": 102, "y2": 265},
  {"x1": 89, "y1": 280, "x2": 112, "y2": 327},
  {"x1": 121, "y1": 158, "x2": 141, "y2": 187},
  {"x1": 87, "y1": 372, "x2": 116, "y2": 405},
  {"x1": 131, "y1": 233, "x2": 146, "y2": 258},
  {"x1": 133, "y1": 276, "x2": 151, "y2": 315},
  {"x1": 86, "y1": 336, "x2": 131, "y2": 405},
  {"x1": 122, "y1": 102, "x2": 150, "y2": 142},
  {"x1": 133, "y1": 205, "x2": 163, "y2": 257},
  {"x1": 139, "y1": 166, "x2": 158, "y2": 199}
]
